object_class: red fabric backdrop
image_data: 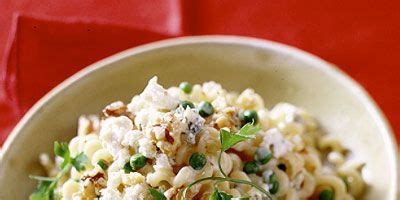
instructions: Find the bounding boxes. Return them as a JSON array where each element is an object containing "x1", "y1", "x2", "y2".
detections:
[{"x1": 1, "y1": 0, "x2": 399, "y2": 146}]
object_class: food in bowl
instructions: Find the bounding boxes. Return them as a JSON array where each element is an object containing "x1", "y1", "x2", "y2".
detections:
[{"x1": 30, "y1": 77, "x2": 365, "y2": 200}]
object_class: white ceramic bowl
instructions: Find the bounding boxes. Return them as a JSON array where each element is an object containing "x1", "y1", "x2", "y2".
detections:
[{"x1": 0, "y1": 36, "x2": 398, "y2": 199}]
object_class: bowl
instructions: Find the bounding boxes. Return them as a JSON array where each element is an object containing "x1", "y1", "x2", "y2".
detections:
[{"x1": 0, "y1": 36, "x2": 398, "y2": 199}]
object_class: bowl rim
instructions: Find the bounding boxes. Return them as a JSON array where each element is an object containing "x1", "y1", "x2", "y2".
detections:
[{"x1": 1, "y1": 35, "x2": 398, "y2": 198}]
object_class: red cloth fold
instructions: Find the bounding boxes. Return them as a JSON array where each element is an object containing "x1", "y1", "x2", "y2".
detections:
[
  {"x1": 0, "y1": 14, "x2": 174, "y2": 144},
  {"x1": 1, "y1": 0, "x2": 400, "y2": 146}
]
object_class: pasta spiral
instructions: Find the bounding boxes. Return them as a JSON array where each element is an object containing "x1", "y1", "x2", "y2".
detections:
[{"x1": 35, "y1": 77, "x2": 365, "y2": 200}]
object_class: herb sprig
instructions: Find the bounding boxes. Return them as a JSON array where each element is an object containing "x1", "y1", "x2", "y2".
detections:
[
  {"x1": 29, "y1": 142, "x2": 88, "y2": 200},
  {"x1": 181, "y1": 123, "x2": 272, "y2": 199},
  {"x1": 149, "y1": 188, "x2": 167, "y2": 200},
  {"x1": 210, "y1": 189, "x2": 233, "y2": 200}
]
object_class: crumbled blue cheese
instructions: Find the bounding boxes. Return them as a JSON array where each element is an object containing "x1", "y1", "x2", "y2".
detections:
[
  {"x1": 236, "y1": 88, "x2": 264, "y2": 110},
  {"x1": 133, "y1": 108, "x2": 164, "y2": 129},
  {"x1": 122, "y1": 183, "x2": 149, "y2": 199},
  {"x1": 121, "y1": 130, "x2": 142, "y2": 148},
  {"x1": 100, "y1": 116, "x2": 133, "y2": 156},
  {"x1": 269, "y1": 103, "x2": 298, "y2": 123},
  {"x1": 202, "y1": 81, "x2": 224, "y2": 101},
  {"x1": 211, "y1": 96, "x2": 228, "y2": 111},
  {"x1": 262, "y1": 128, "x2": 293, "y2": 158},
  {"x1": 129, "y1": 76, "x2": 179, "y2": 111},
  {"x1": 174, "y1": 107, "x2": 205, "y2": 144},
  {"x1": 138, "y1": 137, "x2": 156, "y2": 159},
  {"x1": 100, "y1": 188, "x2": 122, "y2": 200}
]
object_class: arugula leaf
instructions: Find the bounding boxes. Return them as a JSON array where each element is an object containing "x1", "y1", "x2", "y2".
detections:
[
  {"x1": 210, "y1": 189, "x2": 220, "y2": 200},
  {"x1": 29, "y1": 192, "x2": 50, "y2": 200},
  {"x1": 209, "y1": 189, "x2": 233, "y2": 200},
  {"x1": 30, "y1": 141, "x2": 88, "y2": 200},
  {"x1": 29, "y1": 175, "x2": 56, "y2": 182},
  {"x1": 182, "y1": 123, "x2": 271, "y2": 200},
  {"x1": 54, "y1": 142, "x2": 69, "y2": 158},
  {"x1": 71, "y1": 152, "x2": 87, "y2": 172},
  {"x1": 54, "y1": 142, "x2": 71, "y2": 169},
  {"x1": 218, "y1": 191, "x2": 233, "y2": 200},
  {"x1": 29, "y1": 180, "x2": 53, "y2": 200},
  {"x1": 219, "y1": 123, "x2": 262, "y2": 177},
  {"x1": 220, "y1": 123, "x2": 261, "y2": 152},
  {"x1": 210, "y1": 189, "x2": 251, "y2": 200},
  {"x1": 148, "y1": 188, "x2": 167, "y2": 200},
  {"x1": 60, "y1": 156, "x2": 70, "y2": 170}
]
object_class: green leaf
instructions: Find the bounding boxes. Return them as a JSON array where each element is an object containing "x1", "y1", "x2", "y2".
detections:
[
  {"x1": 35, "y1": 180, "x2": 52, "y2": 194},
  {"x1": 181, "y1": 176, "x2": 271, "y2": 200},
  {"x1": 60, "y1": 156, "x2": 71, "y2": 170},
  {"x1": 29, "y1": 180, "x2": 53, "y2": 200},
  {"x1": 71, "y1": 152, "x2": 87, "y2": 172},
  {"x1": 54, "y1": 142, "x2": 69, "y2": 158},
  {"x1": 218, "y1": 191, "x2": 233, "y2": 200},
  {"x1": 220, "y1": 123, "x2": 261, "y2": 151},
  {"x1": 29, "y1": 192, "x2": 50, "y2": 200},
  {"x1": 54, "y1": 141, "x2": 71, "y2": 169},
  {"x1": 237, "y1": 123, "x2": 261, "y2": 137},
  {"x1": 148, "y1": 188, "x2": 167, "y2": 200},
  {"x1": 29, "y1": 175, "x2": 56, "y2": 182},
  {"x1": 210, "y1": 189, "x2": 220, "y2": 200},
  {"x1": 30, "y1": 141, "x2": 77, "y2": 200},
  {"x1": 209, "y1": 189, "x2": 233, "y2": 200}
]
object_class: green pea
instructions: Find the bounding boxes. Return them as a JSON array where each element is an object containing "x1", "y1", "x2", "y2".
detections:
[
  {"x1": 243, "y1": 161, "x2": 259, "y2": 174},
  {"x1": 319, "y1": 189, "x2": 334, "y2": 200},
  {"x1": 198, "y1": 101, "x2": 214, "y2": 117},
  {"x1": 130, "y1": 154, "x2": 147, "y2": 171},
  {"x1": 268, "y1": 172, "x2": 279, "y2": 194},
  {"x1": 123, "y1": 162, "x2": 133, "y2": 173},
  {"x1": 97, "y1": 159, "x2": 109, "y2": 170},
  {"x1": 179, "y1": 82, "x2": 192, "y2": 94},
  {"x1": 180, "y1": 100, "x2": 194, "y2": 109},
  {"x1": 189, "y1": 152, "x2": 207, "y2": 170},
  {"x1": 254, "y1": 147, "x2": 272, "y2": 164},
  {"x1": 243, "y1": 110, "x2": 258, "y2": 124},
  {"x1": 262, "y1": 170, "x2": 279, "y2": 194}
]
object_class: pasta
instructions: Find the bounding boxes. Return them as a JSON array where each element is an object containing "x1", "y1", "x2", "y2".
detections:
[{"x1": 34, "y1": 77, "x2": 365, "y2": 200}]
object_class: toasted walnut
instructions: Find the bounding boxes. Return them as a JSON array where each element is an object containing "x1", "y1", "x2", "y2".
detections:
[
  {"x1": 81, "y1": 171, "x2": 107, "y2": 197},
  {"x1": 164, "y1": 127, "x2": 174, "y2": 144},
  {"x1": 102, "y1": 101, "x2": 127, "y2": 117}
]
